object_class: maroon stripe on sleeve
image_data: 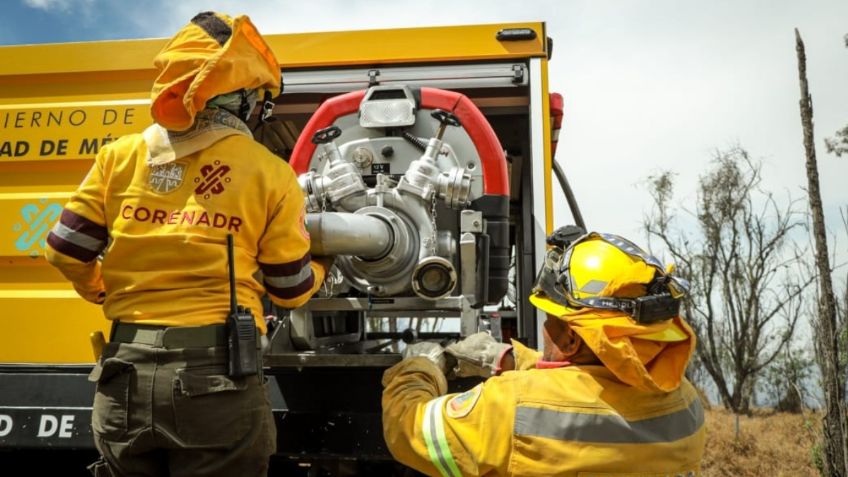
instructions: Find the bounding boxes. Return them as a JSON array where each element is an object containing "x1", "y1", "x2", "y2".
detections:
[
  {"x1": 264, "y1": 272, "x2": 315, "y2": 302},
  {"x1": 60, "y1": 209, "x2": 108, "y2": 241},
  {"x1": 259, "y1": 253, "x2": 312, "y2": 277},
  {"x1": 47, "y1": 232, "x2": 100, "y2": 263}
]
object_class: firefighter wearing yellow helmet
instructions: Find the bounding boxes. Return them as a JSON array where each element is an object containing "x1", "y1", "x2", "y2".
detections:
[
  {"x1": 382, "y1": 227, "x2": 706, "y2": 477},
  {"x1": 45, "y1": 12, "x2": 330, "y2": 476}
]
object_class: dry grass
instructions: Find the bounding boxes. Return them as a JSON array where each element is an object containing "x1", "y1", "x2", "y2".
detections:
[{"x1": 702, "y1": 407, "x2": 822, "y2": 477}]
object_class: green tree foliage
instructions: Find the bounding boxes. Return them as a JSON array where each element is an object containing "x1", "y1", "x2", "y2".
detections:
[{"x1": 760, "y1": 346, "x2": 814, "y2": 413}]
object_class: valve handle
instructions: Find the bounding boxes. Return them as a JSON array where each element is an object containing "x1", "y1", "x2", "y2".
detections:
[
  {"x1": 312, "y1": 125, "x2": 342, "y2": 145},
  {"x1": 430, "y1": 109, "x2": 461, "y2": 127}
]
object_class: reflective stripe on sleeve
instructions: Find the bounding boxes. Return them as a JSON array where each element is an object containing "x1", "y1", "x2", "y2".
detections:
[
  {"x1": 50, "y1": 222, "x2": 106, "y2": 253},
  {"x1": 263, "y1": 263, "x2": 313, "y2": 289},
  {"x1": 45, "y1": 209, "x2": 108, "y2": 262},
  {"x1": 422, "y1": 396, "x2": 461, "y2": 477},
  {"x1": 259, "y1": 254, "x2": 311, "y2": 277},
  {"x1": 514, "y1": 397, "x2": 704, "y2": 444},
  {"x1": 260, "y1": 254, "x2": 315, "y2": 300},
  {"x1": 263, "y1": 272, "x2": 314, "y2": 300}
]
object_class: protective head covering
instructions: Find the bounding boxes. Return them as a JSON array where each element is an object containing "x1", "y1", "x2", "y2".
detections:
[
  {"x1": 529, "y1": 229, "x2": 696, "y2": 392},
  {"x1": 151, "y1": 12, "x2": 281, "y2": 131}
]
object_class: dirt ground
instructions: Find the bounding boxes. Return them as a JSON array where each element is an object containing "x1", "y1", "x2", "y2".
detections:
[{"x1": 702, "y1": 407, "x2": 822, "y2": 476}]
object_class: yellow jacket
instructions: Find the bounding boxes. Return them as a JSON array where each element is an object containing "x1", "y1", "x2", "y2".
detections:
[
  {"x1": 45, "y1": 111, "x2": 324, "y2": 332},
  {"x1": 382, "y1": 341, "x2": 705, "y2": 477}
]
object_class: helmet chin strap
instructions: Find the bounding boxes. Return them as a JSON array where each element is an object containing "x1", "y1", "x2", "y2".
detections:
[
  {"x1": 260, "y1": 90, "x2": 275, "y2": 123},
  {"x1": 238, "y1": 89, "x2": 252, "y2": 122}
]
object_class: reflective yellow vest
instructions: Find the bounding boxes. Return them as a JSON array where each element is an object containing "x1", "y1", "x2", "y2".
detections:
[
  {"x1": 46, "y1": 120, "x2": 324, "y2": 332},
  {"x1": 382, "y1": 351, "x2": 705, "y2": 477}
]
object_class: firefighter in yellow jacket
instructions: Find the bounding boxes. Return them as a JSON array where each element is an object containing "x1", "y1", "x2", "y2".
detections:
[
  {"x1": 45, "y1": 12, "x2": 328, "y2": 477},
  {"x1": 382, "y1": 228, "x2": 706, "y2": 477}
]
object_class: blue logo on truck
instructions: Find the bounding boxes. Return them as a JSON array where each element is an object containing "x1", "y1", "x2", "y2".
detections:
[{"x1": 12, "y1": 200, "x2": 62, "y2": 257}]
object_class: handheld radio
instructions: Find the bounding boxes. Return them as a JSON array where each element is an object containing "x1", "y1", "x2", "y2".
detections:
[{"x1": 226, "y1": 234, "x2": 258, "y2": 377}]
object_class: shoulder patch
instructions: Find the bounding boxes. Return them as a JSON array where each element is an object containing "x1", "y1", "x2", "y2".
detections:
[
  {"x1": 445, "y1": 384, "x2": 483, "y2": 419},
  {"x1": 148, "y1": 161, "x2": 187, "y2": 194}
]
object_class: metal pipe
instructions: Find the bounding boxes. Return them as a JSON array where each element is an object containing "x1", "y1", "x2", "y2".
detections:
[{"x1": 306, "y1": 212, "x2": 393, "y2": 259}]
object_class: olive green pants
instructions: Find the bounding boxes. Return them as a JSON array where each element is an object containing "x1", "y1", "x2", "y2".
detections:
[{"x1": 87, "y1": 329, "x2": 275, "y2": 477}]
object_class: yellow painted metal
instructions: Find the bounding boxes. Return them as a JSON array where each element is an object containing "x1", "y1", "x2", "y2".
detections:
[
  {"x1": 0, "y1": 197, "x2": 66, "y2": 258},
  {"x1": 0, "y1": 100, "x2": 151, "y2": 162},
  {"x1": 0, "y1": 289, "x2": 110, "y2": 364},
  {"x1": 0, "y1": 21, "x2": 550, "y2": 365},
  {"x1": 271, "y1": 23, "x2": 546, "y2": 67},
  {"x1": 541, "y1": 58, "x2": 554, "y2": 235},
  {"x1": 0, "y1": 22, "x2": 545, "y2": 78}
]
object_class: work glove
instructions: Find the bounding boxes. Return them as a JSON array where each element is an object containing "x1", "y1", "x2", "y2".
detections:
[
  {"x1": 444, "y1": 332, "x2": 512, "y2": 378},
  {"x1": 402, "y1": 341, "x2": 447, "y2": 374}
]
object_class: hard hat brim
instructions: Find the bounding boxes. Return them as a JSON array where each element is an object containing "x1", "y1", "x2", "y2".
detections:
[{"x1": 529, "y1": 292, "x2": 574, "y2": 317}]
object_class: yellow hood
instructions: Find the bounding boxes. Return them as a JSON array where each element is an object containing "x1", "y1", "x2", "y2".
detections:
[
  {"x1": 150, "y1": 12, "x2": 280, "y2": 131},
  {"x1": 532, "y1": 290, "x2": 696, "y2": 393},
  {"x1": 567, "y1": 309, "x2": 695, "y2": 393}
]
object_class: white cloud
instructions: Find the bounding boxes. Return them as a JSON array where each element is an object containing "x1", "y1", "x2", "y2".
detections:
[{"x1": 22, "y1": 0, "x2": 92, "y2": 11}]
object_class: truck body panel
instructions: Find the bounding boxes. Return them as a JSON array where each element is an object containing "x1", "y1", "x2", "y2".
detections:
[{"x1": 0, "y1": 23, "x2": 566, "y2": 470}]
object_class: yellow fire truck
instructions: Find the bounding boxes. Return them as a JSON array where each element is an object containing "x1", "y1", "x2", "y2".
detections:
[{"x1": 0, "y1": 22, "x2": 582, "y2": 475}]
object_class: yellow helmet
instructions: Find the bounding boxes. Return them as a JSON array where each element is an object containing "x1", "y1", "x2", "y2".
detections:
[
  {"x1": 566, "y1": 238, "x2": 641, "y2": 300},
  {"x1": 530, "y1": 230, "x2": 690, "y2": 342},
  {"x1": 150, "y1": 12, "x2": 282, "y2": 131},
  {"x1": 529, "y1": 228, "x2": 697, "y2": 391}
]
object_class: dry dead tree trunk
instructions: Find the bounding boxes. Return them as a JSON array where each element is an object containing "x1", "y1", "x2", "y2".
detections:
[{"x1": 795, "y1": 28, "x2": 848, "y2": 477}]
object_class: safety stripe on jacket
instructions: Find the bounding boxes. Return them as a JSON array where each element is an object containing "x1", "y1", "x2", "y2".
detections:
[
  {"x1": 264, "y1": 262, "x2": 313, "y2": 289},
  {"x1": 422, "y1": 396, "x2": 462, "y2": 477},
  {"x1": 514, "y1": 397, "x2": 704, "y2": 444},
  {"x1": 46, "y1": 209, "x2": 108, "y2": 263},
  {"x1": 260, "y1": 254, "x2": 314, "y2": 300},
  {"x1": 260, "y1": 254, "x2": 311, "y2": 276},
  {"x1": 263, "y1": 273, "x2": 314, "y2": 301}
]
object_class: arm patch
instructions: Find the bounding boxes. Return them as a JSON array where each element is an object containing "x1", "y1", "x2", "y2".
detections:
[{"x1": 445, "y1": 384, "x2": 483, "y2": 419}]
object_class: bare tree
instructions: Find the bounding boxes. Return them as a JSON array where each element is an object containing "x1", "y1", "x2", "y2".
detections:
[
  {"x1": 643, "y1": 148, "x2": 809, "y2": 414},
  {"x1": 797, "y1": 28, "x2": 848, "y2": 477},
  {"x1": 840, "y1": 209, "x2": 848, "y2": 382},
  {"x1": 795, "y1": 29, "x2": 848, "y2": 477}
]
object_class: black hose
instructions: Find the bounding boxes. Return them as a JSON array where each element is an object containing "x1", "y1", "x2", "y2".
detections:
[{"x1": 552, "y1": 159, "x2": 586, "y2": 230}]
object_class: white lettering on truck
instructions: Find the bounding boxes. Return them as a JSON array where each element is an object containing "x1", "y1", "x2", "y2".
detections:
[
  {"x1": 0, "y1": 415, "x2": 12, "y2": 437},
  {"x1": 37, "y1": 414, "x2": 75, "y2": 438}
]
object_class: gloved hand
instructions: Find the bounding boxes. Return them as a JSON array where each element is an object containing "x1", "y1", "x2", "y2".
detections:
[
  {"x1": 402, "y1": 341, "x2": 447, "y2": 373},
  {"x1": 444, "y1": 332, "x2": 512, "y2": 378}
]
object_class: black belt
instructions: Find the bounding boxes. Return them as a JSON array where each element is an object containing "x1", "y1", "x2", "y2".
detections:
[{"x1": 111, "y1": 322, "x2": 227, "y2": 349}]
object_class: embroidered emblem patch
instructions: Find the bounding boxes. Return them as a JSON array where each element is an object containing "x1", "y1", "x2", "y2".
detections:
[
  {"x1": 194, "y1": 160, "x2": 232, "y2": 199},
  {"x1": 148, "y1": 162, "x2": 187, "y2": 194},
  {"x1": 445, "y1": 384, "x2": 483, "y2": 419}
]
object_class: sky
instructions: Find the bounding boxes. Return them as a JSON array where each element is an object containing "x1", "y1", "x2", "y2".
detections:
[{"x1": 2, "y1": 0, "x2": 847, "y2": 254}]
